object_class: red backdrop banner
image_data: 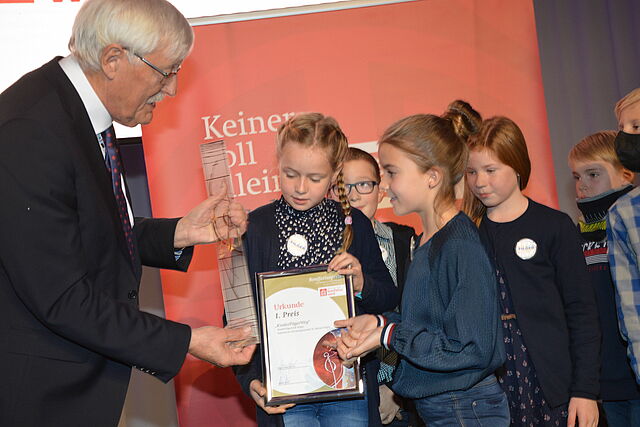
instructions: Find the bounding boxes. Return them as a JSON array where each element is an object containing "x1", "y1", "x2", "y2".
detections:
[{"x1": 142, "y1": 0, "x2": 554, "y2": 425}]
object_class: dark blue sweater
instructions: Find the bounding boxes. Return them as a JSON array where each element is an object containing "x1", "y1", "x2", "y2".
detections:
[
  {"x1": 383, "y1": 212, "x2": 505, "y2": 399},
  {"x1": 479, "y1": 199, "x2": 600, "y2": 407}
]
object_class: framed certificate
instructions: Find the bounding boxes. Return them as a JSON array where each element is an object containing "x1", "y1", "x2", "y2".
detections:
[{"x1": 257, "y1": 265, "x2": 364, "y2": 406}]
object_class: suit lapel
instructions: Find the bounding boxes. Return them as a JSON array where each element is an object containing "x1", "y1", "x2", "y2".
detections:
[{"x1": 45, "y1": 58, "x2": 140, "y2": 278}]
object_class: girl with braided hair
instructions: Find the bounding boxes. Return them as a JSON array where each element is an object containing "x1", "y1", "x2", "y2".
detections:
[{"x1": 234, "y1": 112, "x2": 398, "y2": 427}]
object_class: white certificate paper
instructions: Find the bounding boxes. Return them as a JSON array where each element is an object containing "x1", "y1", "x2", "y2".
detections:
[{"x1": 258, "y1": 266, "x2": 363, "y2": 405}]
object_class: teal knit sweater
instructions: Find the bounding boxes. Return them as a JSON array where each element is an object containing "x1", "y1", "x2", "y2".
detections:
[{"x1": 381, "y1": 212, "x2": 505, "y2": 399}]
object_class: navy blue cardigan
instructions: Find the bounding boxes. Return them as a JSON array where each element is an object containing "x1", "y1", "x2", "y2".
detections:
[
  {"x1": 478, "y1": 199, "x2": 600, "y2": 407},
  {"x1": 382, "y1": 212, "x2": 505, "y2": 398},
  {"x1": 234, "y1": 199, "x2": 399, "y2": 426}
]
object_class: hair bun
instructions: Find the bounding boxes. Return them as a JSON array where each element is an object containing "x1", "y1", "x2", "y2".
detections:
[{"x1": 442, "y1": 100, "x2": 482, "y2": 140}]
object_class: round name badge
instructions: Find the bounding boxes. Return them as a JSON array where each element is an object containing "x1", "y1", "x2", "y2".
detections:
[
  {"x1": 379, "y1": 245, "x2": 389, "y2": 262},
  {"x1": 287, "y1": 233, "x2": 308, "y2": 257},
  {"x1": 515, "y1": 238, "x2": 537, "y2": 260}
]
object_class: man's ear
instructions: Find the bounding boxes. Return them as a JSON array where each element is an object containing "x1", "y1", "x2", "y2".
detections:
[{"x1": 100, "y1": 44, "x2": 128, "y2": 80}]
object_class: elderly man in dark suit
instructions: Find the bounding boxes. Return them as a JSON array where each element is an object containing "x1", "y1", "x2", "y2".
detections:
[{"x1": 0, "y1": 0, "x2": 255, "y2": 425}]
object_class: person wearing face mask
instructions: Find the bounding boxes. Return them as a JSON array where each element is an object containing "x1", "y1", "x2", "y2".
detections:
[
  {"x1": 608, "y1": 88, "x2": 640, "y2": 400},
  {"x1": 569, "y1": 131, "x2": 639, "y2": 426}
]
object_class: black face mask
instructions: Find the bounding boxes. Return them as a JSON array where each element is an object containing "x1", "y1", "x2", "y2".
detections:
[{"x1": 614, "y1": 131, "x2": 640, "y2": 173}]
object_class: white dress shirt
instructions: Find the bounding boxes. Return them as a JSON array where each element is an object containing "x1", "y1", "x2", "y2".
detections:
[{"x1": 58, "y1": 55, "x2": 134, "y2": 226}]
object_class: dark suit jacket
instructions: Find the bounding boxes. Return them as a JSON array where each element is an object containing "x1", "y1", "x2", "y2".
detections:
[{"x1": 0, "y1": 58, "x2": 193, "y2": 427}]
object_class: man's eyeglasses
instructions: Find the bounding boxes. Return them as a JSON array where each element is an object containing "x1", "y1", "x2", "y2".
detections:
[
  {"x1": 125, "y1": 48, "x2": 181, "y2": 80},
  {"x1": 332, "y1": 181, "x2": 378, "y2": 196}
]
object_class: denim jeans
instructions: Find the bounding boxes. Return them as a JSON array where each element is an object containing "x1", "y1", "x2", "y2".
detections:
[
  {"x1": 602, "y1": 399, "x2": 640, "y2": 427},
  {"x1": 413, "y1": 375, "x2": 510, "y2": 427},
  {"x1": 282, "y1": 394, "x2": 368, "y2": 427}
]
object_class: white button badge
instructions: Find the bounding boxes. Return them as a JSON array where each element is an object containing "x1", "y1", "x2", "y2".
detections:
[
  {"x1": 287, "y1": 233, "x2": 308, "y2": 257},
  {"x1": 515, "y1": 238, "x2": 537, "y2": 260}
]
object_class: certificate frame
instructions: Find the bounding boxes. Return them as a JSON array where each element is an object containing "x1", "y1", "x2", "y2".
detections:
[{"x1": 257, "y1": 265, "x2": 364, "y2": 406}]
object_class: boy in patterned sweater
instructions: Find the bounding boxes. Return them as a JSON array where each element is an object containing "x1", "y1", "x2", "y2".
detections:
[{"x1": 569, "y1": 129, "x2": 639, "y2": 426}]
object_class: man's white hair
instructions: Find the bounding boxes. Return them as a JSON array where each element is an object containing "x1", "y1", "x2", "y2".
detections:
[{"x1": 69, "y1": 0, "x2": 194, "y2": 71}]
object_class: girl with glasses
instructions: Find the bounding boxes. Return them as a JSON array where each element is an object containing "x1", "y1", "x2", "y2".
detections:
[{"x1": 332, "y1": 147, "x2": 419, "y2": 426}]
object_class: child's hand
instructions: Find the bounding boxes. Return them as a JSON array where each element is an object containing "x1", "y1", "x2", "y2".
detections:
[
  {"x1": 328, "y1": 252, "x2": 363, "y2": 292},
  {"x1": 337, "y1": 326, "x2": 383, "y2": 359},
  {"x1": 249, "y1": 379, "x2": 295, "y2": 414},
  {"x1": 567, "y1": 397, "x2": 598, "y2": 427},
  {"x1": 335, "y1": 314, "x2": 378, "y2": 337},
  {"x1": 379, "y1": 384, "x2": 402, "y2": 424},
  {"x1": 335, "y1": 333, "x2": 358, "y2": 364},
  {"x1": 335, "y1": 315, "x2": 377, "y2": 362}
]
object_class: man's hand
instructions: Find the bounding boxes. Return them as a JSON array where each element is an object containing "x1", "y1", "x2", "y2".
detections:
[
  {"x1": 174, "y1": 182, "x2": 247, "y2": 248},
  {"x1": 567, "y1": 397, "x2": 598, "y2": 427},
  {"x1": 188, "y1": 325, "x2": 255, "y2": 367},
  {"x1": 249, "y1": 380, "x2": 295, "y2": 414}
]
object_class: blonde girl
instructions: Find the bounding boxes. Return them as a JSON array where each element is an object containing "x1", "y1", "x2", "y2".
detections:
[{"x1": 234, "y1": 113, "x2": 398, "y2": 427}]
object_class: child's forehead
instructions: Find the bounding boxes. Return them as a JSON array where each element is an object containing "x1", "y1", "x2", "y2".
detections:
[
  {"x1": 343, "y1": 159, "x2": 377, "y2": 176},
  {"x1": 620, "y1": 102, "x2": 640, "y2": 122},
  {"x1": 281, "y1": 142, "x2": 331, "y2": 160},
  {"x1": 469, "y1": 147, "x2": 501, "y2": 163},
  {"x1": 569, "y1": 158, "x2": 613, "y2": 171}
]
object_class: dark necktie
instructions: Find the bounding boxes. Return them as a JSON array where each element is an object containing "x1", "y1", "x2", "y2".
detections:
[{"x1": 101, "y1": 126, "x2": 135, "y2": 262}]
